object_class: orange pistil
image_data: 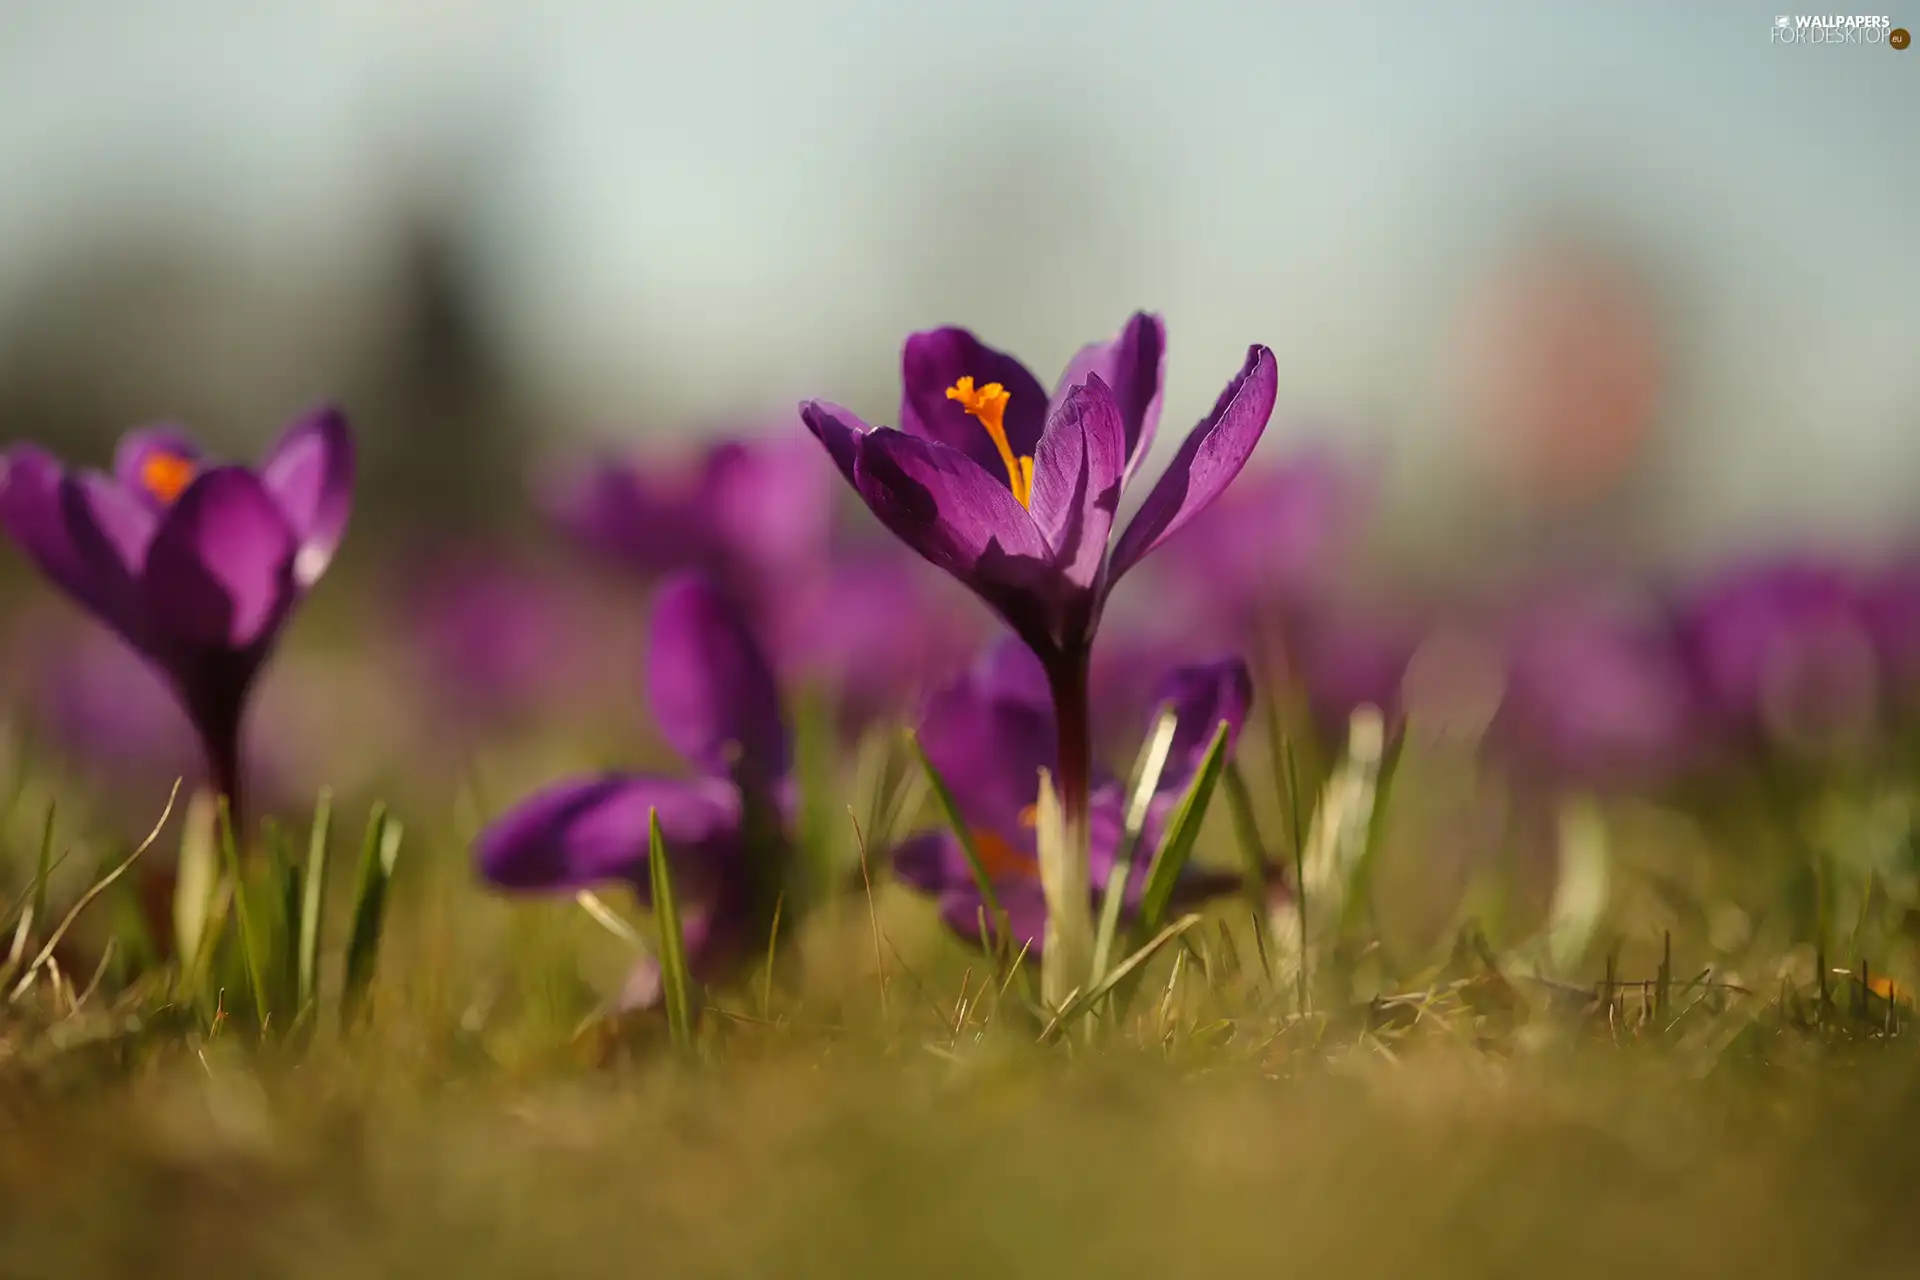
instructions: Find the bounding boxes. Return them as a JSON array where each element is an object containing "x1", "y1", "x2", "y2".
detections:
[
  {"x1": 946, "y1": 376, "x2": 1034, "y2": 508},
  {"x1": 139, "y1": 452, "x2": 196, "y2": 504}
]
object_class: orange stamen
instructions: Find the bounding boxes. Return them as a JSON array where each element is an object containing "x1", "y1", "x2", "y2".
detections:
[
  {"x1": 946, "y1": 377, "x2": 1033, "y2": 508},
  {"x1": 139, "y1": 452, "x2": 196, "y2": 505}
]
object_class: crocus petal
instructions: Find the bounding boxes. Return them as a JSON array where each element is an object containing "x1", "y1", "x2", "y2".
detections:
[
  {"x1": 0, "y1": 446, "x2": 123, "y2": 618},
  {"x1": 62, "y1": 471, "x2": 160, "y2": 633},
  {"x1": 900, "y1": 327, "x2": 1049, "y2": 468},
  {"x1": 853, "y1": 429, "x2": 1060, "y2": 645},
  {"x1": 891, "y1": 830, "x2": 972, "y2": 895},
  {"x1": 1107, "y1": 345, "x2": 1278, "y2": 585},
  {"x1": 140, "y1": 467, "x2": 298, "y2": 651},
  {"x1": 939, "y1": 879, "x2": 1051, "y2": 955},
  {"x1": 1146, "y1": 657, "x2": 1253, "y2": 796},
  {"x1": 1047, "y1": 312, "x2": 1167, "y2": 481},
  {"x1": 259, "y1": 405, "x2": 355, "y2": 587},
  {"x1": 474, "y1": 773, "x2": 743, "y2": 893},
  {"x1": 700, "y1": 433, "x2": 836, "y2": 579},
  {"x1": 112, "y1": 426, "x2": 205, "y2": 511},
  {"x1": 1028, "y1": 376, "x2": 1127, "y2": 591},
  {"x1": 799, "y1": 400, "x2": 874, "y2": 487},
  {"x1": 970, "y1": 633, "x2": 1052, "y2": 709},
  {"x1": 647, "y1": 571, "x2": 791, "y2": 783},
  {"x1": 919, "y1": 652, "x2": 1057, "y2": 828}
]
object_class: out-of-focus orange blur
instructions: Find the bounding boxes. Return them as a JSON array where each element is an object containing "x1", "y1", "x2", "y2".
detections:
[{"x1": 1448, "y1": 241, "x2": 1665, "y2": 514}]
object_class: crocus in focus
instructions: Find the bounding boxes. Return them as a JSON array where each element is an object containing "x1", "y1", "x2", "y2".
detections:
[
  {"x1": 889, "y1": 638, "x2": 1247, "y2": 956},
  {"x1": 0, "y1": 408, "x2": 354, "y2": 824},
  {"x1": 803, "y1": 315, "x2": 1277, "y2": 861},
  {"x1": 472, "y1": 571, "x2": 795, "y2": 1007}
]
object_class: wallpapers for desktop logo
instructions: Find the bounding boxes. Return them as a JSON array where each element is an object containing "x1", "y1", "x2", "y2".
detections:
[{"x1": 1771, "y1": 14, "x2": 1907, "y2": 44}]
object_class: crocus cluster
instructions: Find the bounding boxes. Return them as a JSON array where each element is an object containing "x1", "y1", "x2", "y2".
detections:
[{"x1": 9, "y1": 306, "x2": 1920, "y2": 1023}]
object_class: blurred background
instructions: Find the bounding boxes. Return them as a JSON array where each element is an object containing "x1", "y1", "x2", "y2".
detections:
[
  {"x1": 1, "y1": 1, "x2": 1914, "y2": 567},
  {"x1": 0, "y1": 0, "x2": 1919, "y2": 1039}
]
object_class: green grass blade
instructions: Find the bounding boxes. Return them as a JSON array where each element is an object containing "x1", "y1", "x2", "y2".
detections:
[
  {"x1": 217, "y1": 797, "x2": 270, "y2": 1028},
  {"x1": 1091, "y1": 704, "x2": 1179, "y2": 983},
  {"x1": 341, "y1": 804, "x2": 402, "y2": 1025},
  {"x1": 1337, "y1": 723, "x2": 1406, "y2": 937},
  {"x1": 4, "y1": 802, "x2": 60, "y2": 978},
  {"x1": 1040, "y1": 912, "x2": 1204, "y2": 1043},
  {"x1": 28, "y1": 800, "x2": 55, "y2": 948},
  {"x1": 907, "y1": 729, "x2": 1009, "y2": 956},
  {"x1": 262, "y1": 817, "x2": 301, "y2": 1014},
  {"x1": 1136, "y1": 720, "x2": 1233, "y2": 936},
  {"x1": 174, "y1": 791, "x2": 222, "y2": 975},
  {"x1": 298, "y1": 789, "x2": 333, "y2": 1011},
  {"x1": 648, "y1": 808, "x2": 695, "y2": 1052}
]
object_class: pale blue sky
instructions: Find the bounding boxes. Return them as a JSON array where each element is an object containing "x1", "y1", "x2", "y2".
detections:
[{"x1": 0, "y1": 2, "x2": 1914, "y2": 555}]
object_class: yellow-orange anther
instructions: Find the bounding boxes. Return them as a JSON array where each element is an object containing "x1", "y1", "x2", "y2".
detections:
[
  {"x1": 139, "y1": 452, "x2": 196, "y2": 504},
  {"x1": 946, "y1": 377, "x2": 1033, "y2": 508}
]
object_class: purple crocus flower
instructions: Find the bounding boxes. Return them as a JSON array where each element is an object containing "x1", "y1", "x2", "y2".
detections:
[
  {"x1": 542, "y1": 432, "x2": 834, "y2": 608},
  {"x1": 472, "y1": 571, "x2": 794, "y2": 1006},
  {"x1": 0, "y1": 408, "x2": 354, "y2": 824},
  {"x1": 888, "y1": 638, "x2": 1247, "y2": 956},
  {"x1": 802, "y1": 315, "x2": 1277, "y2": 852},
  {"x1": 1676, "y1": 557, "x2": 1882, "y2": 757},
  {"x1": 1486, "y1": 584, "x2": 1699, "y2": 791}
]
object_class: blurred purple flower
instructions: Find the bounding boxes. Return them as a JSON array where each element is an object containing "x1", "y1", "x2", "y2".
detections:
[
  {"x1": 472, "y1": 572, "x2": 794, "y2": 1007},
  {"x1": 1289, "y1": 602, "x2": 1422, "y2": 741},
  {"x1": 888, "y1": 638, "x2": 1247, "y2": 956},
  {"x1": 385, "y1": 551, "x2": 615, "y2": 732},
  {"x1": 0, "y1": 408, "x2": 354, "y2": 822},
  {"x1": 1152, "y1": 444, "x2": 1374, "y2": 629},
  {"x1": 765, "y1": 546, "x2": 983, "y2": 729},
  {"x1": 542, "y1": 432, "x2": 834, "y2": 606},
  {"x1": 803, "y1": 315, "x2": 1277, "y2": 848},
  {"x1": 1486, "y1": 584, "x2": 1699, "y2": 790},
  {"x1": 6, "y1": 609, "x2": 312, "y2": 815},
  {"x1": 1865, "y1": 554, "x2": 1920, "y2": 705},
  {"x1": 1677, "y1": 558, "x2": 1882, "y2": 756}
]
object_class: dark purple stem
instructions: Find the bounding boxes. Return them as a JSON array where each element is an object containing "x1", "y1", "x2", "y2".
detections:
[
  {"x1": 1046, "y1": 643, "x2": 1094, "y2": 845},
  {"x1": 188, "y1": 676, "x2": 251, "y2": 839}
]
